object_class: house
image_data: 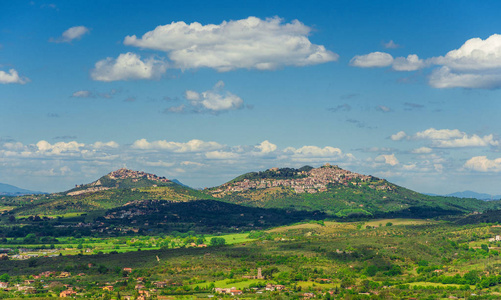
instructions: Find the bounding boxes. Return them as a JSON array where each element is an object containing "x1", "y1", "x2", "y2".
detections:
[
  {"x1": 135, "y1": 284, "x2": 145, "y2": 290},
  {"x1": 59, "y1": 289, "x2": 77, "y2": 297},
  {"x1": 0, "y1": 282, "x2": 8, "y2": 288},
  {"x1": 102, "y1": 286, "x2": 114, "y2": 291},
  {"x1": 123, "y1": 268, "x2": 132, "y2": 273},
  {"x1": 153, "y1": 281, "x2": 168, "y2": 288},
  {"x1": 230, "y1": 289, "x2": 243, "y2": 295},
  {"x1": 58, "y1": 272, "x2": 71, "y2": 278}
]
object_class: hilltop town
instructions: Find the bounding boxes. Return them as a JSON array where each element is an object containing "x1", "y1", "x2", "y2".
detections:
[
  {"x1": 67, "y1": 168, "x2": 171, "y2": 196},
  {"x1": 208, "y1": 164, "x2": 393, "y2": 198}
]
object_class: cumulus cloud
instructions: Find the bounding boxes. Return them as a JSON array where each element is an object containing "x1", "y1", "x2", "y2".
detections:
[
  {"x1": 350, "y1": 52, "x2": 393, "y2": 68},
  {"x1": 255, "y1": 140, "x2": 277, "y2": 154},
  {"x1": 350, "y1": 52, "x2": 426, "y2": 71},
  {"x1": 0, "y1": 69, "x2": 29, "y2": 84},
  {"x1": 50, "y1": 26, "x2": 89, "y2": 43},
  {"x1": 92, "y1": 141, "x2": 119, "y2": 149},
  {"x1": 392, "y1": 54, "x2": 427, "y2": 71},
  {"x1": 91, "y1": 52, "x2": 168, "y2": 82},
  {"x1": 411, "y1": 147, "x2": 433, "y2": 154},
  {"x1": 415, "y1": 128, "x2": 499, "y2": 148},
  {"x1": 429, "y1": 66, "x2": 501, "y2": 89},
  {"x1": 283, "y1": 146, "x2": 353, "y2": 163},
  {"x1": 351, "y1": 34, "x2": 501, "y2": 89},
  {"x1": 415, "y1": 128, "x2": 464, "y2": 140},
  {"x1": 123, "y1": 16, "x2": 338, "y2": 71},
  {"x1": 375, "y1": 154, "x2": 399, "y2": 166},
  {"x1": 390, "y1": 131, "x2": 407, "y2": 141},
  {"x1": 36, "y1": 140, "x2": 84, "y2": 155},
  {"x1": 464, "y1": 156, "x2": 501, "y2": 172},
  {"x1": 167, "y1": 81, "x2": 244, "y2": 113},
  {"x1": 131, "y1": 139, "x2": 223, "y2": 152},
  {"x1": 428, "y1": 34, "x2": 501, "y2": 89},
  {"x1": 205, "y1": 151, "x2": 240, "y2": 160}
]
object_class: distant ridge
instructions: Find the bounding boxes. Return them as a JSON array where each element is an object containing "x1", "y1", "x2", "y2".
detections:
[
  {"x1": 446, "y1": 191, "x2": 501, "y2": 201},
  {"x1": 171, "y1": 179, "x2": 190, "y2": 188},
  {"x1": 0, "y1": 183, "x2": 43, "y2": 196}
]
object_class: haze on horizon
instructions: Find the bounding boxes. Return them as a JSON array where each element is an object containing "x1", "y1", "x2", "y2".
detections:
[{"x1": 1, "y1": 1, "x2": 501, "y2": 195}]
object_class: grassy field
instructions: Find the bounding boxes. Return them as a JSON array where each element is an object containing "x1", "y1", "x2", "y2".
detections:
[{"x1": 363, "y1": 218, "x2": 437, "y2": 228}]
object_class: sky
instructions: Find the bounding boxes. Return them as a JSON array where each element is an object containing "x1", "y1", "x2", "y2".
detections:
[{"x1": 2, "y1": 0, "x2": 501, "y2": 194}]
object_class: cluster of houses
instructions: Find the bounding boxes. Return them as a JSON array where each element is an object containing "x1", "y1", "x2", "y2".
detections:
[
  {"x1": 69, "y1": 168, "x2": 171, "y2": 196},
  {"x1": 210, "y1": 163, "x2": 390, "y2": 197},
  {"x1": 107, "y1": 168, "x2": 171, "y2": 183},
  {"x1": 489, "y1": 235, "x2": 501, "y2": 242}
]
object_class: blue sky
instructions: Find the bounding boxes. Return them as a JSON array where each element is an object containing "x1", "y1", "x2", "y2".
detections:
[{"x1": 2, "y1": 1, "x2": 501, "y2": 194}]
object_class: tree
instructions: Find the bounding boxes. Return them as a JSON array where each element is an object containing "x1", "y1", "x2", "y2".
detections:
[
  {"x1": 0, "y1": 273, "x2": 10, "y2": 282},
  {"x1": 210, "y1": 237, "x2": 226, "y2": 247}
]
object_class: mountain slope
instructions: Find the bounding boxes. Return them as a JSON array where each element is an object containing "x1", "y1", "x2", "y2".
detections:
[
  {"x1": 445, "y1": 191, "x2": 501, "y2": 201},
  {"x1": 206, "y1": 164, "x2": 500, "y2": 217},
  {"x1": 0, "y1": 183, "x2": 43, "y2": 196}
]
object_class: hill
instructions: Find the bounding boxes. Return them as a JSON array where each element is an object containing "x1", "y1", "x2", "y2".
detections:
[
  {"x1": 206, "y1": 164, "x2": 500, "y2": 218},
  {"x1": 5, "y1": 168, "x2": 212, "y2": 216},
  {"x1": 0, "y1": 182, "x2": 44, "y2": 196}
]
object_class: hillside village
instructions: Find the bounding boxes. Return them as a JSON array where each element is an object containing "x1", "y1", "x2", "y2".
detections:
[
  {"x1": 208, "y1": 164, "x2": 393, "y2": 197},
  {"x1": 68, "y1": 169, "x2": 171, "y2": 196}
]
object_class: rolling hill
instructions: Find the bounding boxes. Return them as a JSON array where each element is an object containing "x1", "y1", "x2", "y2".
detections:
[
  {"x1": 6, "y1": 168, "x2": 213, "y2": 216},
  {"x1": 205, "y1": 164, "x2": 501, "y2": 218}
]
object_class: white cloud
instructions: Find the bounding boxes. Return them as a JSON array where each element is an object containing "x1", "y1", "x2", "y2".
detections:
[
  {"x1": 131, "y1": 139, "x2": 223, "y2": 152},
  {"x1": 429, "y1": 34, "x2": 501, "y2": 89},
  {"x1": 415, "y1": 128, "x2": 464, "y2": 140},
  {"x1": 411, "y1": 147, "x2": 432, "y2": 154},
  {"x1": 0, "y1": 69, "x2": 29, "y2": 84},
  {"x1": 464, "y1": 156, "x2": 501, "y2": 172},
  {"x1": 383, "y1": 40, "x2": 400, "y2": 49},
  {"x1": 255, "y1": 140, "x2": 277, "y2": 154},
  {"x1": 172, "y1": 81, "x2": 244, "y2": 113},
  {"x1": 205, "y1": 151, "x2": 240, "y2": 160},
  {"x1": 415, "y1": 128, "x2": 499, "y2": 148},
  {"x1": 429, "y1": 66, "x2": 501, "y2": 89},
  {"x1": 433, "y1": 34, "x2": 501, "y2": 71},
  {"x1": 283, "y1": 146, "x2": 352, "y2": 163},
  {"x1": 143, "y1": 160, "x2": 175, "y2": 168},
  {"x1": 392, "y1": 54, "x2": 426, "y2": 71},
  {"x1": 72, "y1": 90, "x2": 93, "y2": 98},
  {"x1": 375, "y1": 154, "x2": 399, "y2": 166},
  {"x1": 180, "y1": 161, "x2": 205, "y2": 167},
  {"x1": 350, "y1": 52, "x2": 426, "y2": 71},
  {"x1": 92, "y1": 141, "x2": 119, "y2": 149},
  {"x1": 390, "y1": 131, "x2": 407, "y2": 141},
  {"x1": 185, "y1": 90, "x2": 200, "y2": 101},
  {"x1": 350, "y1": 52, "x2": 393, "y2": 68},
  {"x1": 50, "y1": 26, "x2": 89, "y2": 43},
  {"x1": 36, "y1": 140, "x2": 84, "y2": 155},
  {"x1": 123, "y1": 16, "x2": 338, "y2": 71},
  {"x1": 91, "y1": 52, "x2": 168, "y2": 82}
]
